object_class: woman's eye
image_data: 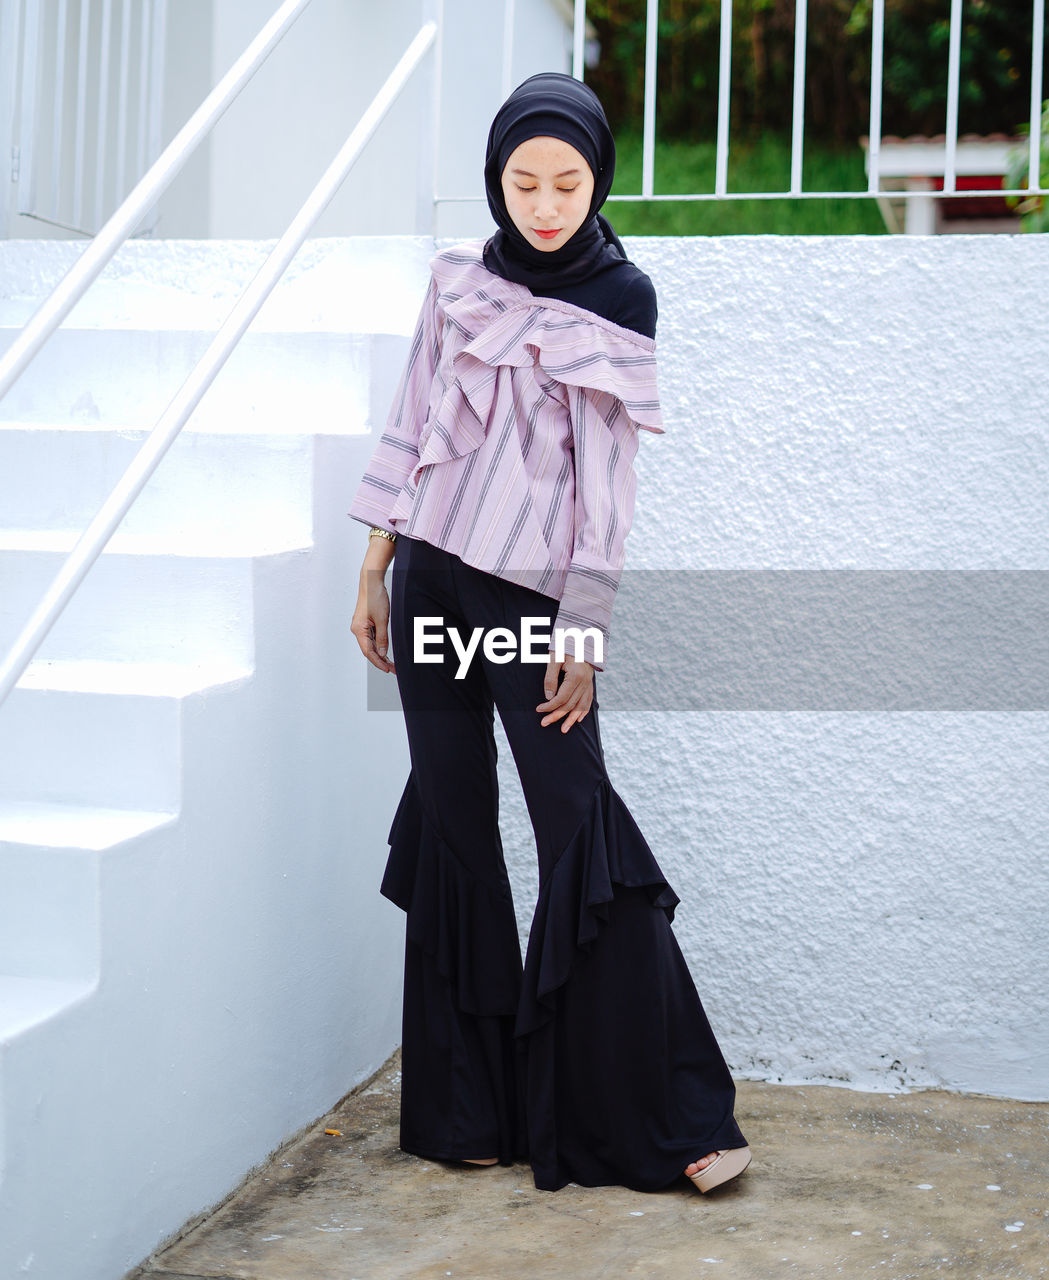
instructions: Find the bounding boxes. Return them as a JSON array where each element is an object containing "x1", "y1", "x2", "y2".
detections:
[{"x1": 513, "y1": 183, "x2": 579, "y2": 195}]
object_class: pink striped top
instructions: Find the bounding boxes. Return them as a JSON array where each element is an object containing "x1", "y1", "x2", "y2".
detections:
[{"x1": 348, "y1": 241, "x2": 665, "y2": 670}]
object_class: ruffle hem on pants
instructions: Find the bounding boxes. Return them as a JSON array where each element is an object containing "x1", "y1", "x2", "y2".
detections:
[{"x1": 381, "y1": 770, "x2": 748, "y2": 1191}]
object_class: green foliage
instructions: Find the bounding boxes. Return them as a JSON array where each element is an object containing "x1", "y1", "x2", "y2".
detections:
[
  {"x1": 1004, "y1": 100, "x2": 1049, "y2": 231},
  {"x1": 848, "y1": 0, "x2": 1045, "y2": 137},
  {"x1": 607, "y1": 132, "x2": 888, "y2": 233},
  {"x1": 584, "y1": 1, "x2": 1047, "y2": 144},
  {"x1": 585, "y1": 0, "x2": 867, "y2": 142}
]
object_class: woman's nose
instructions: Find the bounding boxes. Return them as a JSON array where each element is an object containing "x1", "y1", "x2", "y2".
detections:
[{"x1": 535, "y1": 191, "x2": 558, "y2": 219}]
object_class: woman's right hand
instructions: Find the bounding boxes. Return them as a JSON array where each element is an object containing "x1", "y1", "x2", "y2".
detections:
[{"x1": 351, "y1": 537, "x2": 397, "y2": 674}]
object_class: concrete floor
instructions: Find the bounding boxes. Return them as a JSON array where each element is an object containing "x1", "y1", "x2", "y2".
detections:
[{"x1": 129, "y1": 1052, "x2": 1048, "y2": 1280}]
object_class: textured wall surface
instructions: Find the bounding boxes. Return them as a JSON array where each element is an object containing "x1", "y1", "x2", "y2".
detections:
[{"x1": 492, "y1": 235, "x2": 1049, "y2": 1101}]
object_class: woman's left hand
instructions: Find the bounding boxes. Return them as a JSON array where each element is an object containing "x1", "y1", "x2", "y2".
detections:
[{"x1": 537, "y1": 655, "x2": 594, "y2": 733}]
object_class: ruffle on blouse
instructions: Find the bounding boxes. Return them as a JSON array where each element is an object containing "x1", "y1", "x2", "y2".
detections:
[
  {"x1": 380, "y1": 771, "x2": 523, "y2": 1018},
  {"x1": 408, "y1": 251, "x2": 664, "y2": 484},
  {"x1": 514, "y1": 777, "x2": 680, "y2": 1040}
]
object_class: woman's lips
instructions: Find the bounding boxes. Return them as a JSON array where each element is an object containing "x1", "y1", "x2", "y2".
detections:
[{"x1": 533, "y1": 228, "x2": 561, "y2": 239}]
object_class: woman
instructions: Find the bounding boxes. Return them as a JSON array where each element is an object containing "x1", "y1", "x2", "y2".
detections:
[{"x1": 349, "y1": 71, "x2": 751, "y2": 1195}]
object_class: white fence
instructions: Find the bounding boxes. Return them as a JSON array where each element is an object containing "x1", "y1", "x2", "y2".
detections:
[{"x1": 435, "y1": 0, "x2": 1048, "y2": 211}]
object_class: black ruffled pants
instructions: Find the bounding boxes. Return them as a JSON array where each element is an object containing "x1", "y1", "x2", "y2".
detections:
[{"x1": 382, "y1": 534, "x2": 747, "y2": 1191}]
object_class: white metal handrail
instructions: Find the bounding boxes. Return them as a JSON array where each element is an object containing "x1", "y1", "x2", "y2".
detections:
[
  {"x1": 439, "y1": 0, "x2": 1048, "y2": 207},
  {"x1": 0, "y1": 21, "x2": 438, "y2": 709},
  {"x1": 0, "y1": 0, "x2": 315, "y2": 410}
]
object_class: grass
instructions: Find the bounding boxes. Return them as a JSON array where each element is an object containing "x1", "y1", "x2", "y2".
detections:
[{"x1": 607, "y1": 132, "x2": 888, "y2": 235}]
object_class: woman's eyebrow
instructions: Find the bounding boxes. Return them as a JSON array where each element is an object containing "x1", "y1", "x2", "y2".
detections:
[{"x1": 510, "y1": 168, "x2": 582, "y2": 178}]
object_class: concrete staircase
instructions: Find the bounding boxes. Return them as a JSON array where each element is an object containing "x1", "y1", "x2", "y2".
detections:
[{"x1": 0, "y1": 236, "x2": 428, "y2": 1280}]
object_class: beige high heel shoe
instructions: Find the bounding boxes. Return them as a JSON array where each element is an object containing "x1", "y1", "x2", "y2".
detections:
[{"x1": 686, "y1": 1145, "x2": 752, "y2": 1193}]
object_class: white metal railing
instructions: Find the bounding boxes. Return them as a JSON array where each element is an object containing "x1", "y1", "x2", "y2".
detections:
[
  {"x1": 715, "y1": 0, "x2": 731, "y2": 197},
  {"x1": 1032, "y1": 0, "x2": 1047, "y2": 191},
  {"x1": 438, "y1": 0, "x2": 1048, "y2": 208},
  {"x1": 16, "y1": 0, "x2": 169, "y2": 236},
  {"x1": 0, "y1": 15, "x2": 437, "y2": 709},
  {"x1": 867, "y1": 0, "x2": 884, "y2": 194}
]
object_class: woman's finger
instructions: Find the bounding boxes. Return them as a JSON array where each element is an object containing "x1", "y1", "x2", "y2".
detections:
[
  {"x1": 366, "y1": 578, "x2": 390, "y2": 654},
  {"x1": 560, "y1": 704, "x2": 586, "y2": 733},
  {"x1": 537, "y1": 657, "x2": 592, "y2": 708},
  {"x1": 371, "y1": 612, "x2": 391, "y2": 661},
  {"x1": 351, "y1": 588, "x2": 396, "y2": 673},
  {"x1": 355, "y1": 622, "x2": 396, "y2": 673},
  {"x1": 540, "y1": 655, "x2": 563, "y2": 702},
  {"x1": 540, "y1": 686, "x2": 578, "y2": 720},
  {"x1": 538, "y1": 673, "x2": 577, "y2": 712},
  {"x1": 538, "y1": 667, "x2": 593, "y2": 729},
  {"x1": 547, "y1": 690, "x2": 591, "y2": 731}
]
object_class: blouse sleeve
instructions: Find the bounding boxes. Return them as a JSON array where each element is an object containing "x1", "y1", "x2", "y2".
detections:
[
  {"x1": 549, "y1": 385, "x2": 643, "y2": 672},
  {"x1": 348, "y1": 274, "x2": 441, "y2": 533}
]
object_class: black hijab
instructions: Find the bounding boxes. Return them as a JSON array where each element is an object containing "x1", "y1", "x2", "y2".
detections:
[{"x1": 482, "y1": 72, "x2": 633, "y2": 293}]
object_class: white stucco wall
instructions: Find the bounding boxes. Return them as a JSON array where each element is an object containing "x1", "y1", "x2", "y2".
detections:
[{"x1": 488, "y1": 234, "x2": 1049, "y2": 1102}]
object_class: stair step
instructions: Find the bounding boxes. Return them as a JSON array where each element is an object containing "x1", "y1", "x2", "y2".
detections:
[
  {"x1": 0, "y1": 328, "x2": 372, "y2": 433},
  {"x1": 0, "y1": 543, "x2": 262, "y2": 666},
  {"x1": 0, "y1": 661, "x2": 250, "y2": 809},
  {"x1": 0, "y1": 802, "x2": 175, "y2": 850},
  {"x1": 0, "y1": 236, "x2": 433, "y2": 334},
  {"x1": 0, "y1": 425, "x2": 316, "y2": 541},
  {"x1": 0, "y1": 976, "x2": 95, "y2": 1046},
  {"x1": 0, "y1": 528, "x2": 312, "y2": 557},
  {"x1": 0, "y1": 804, "x2": 174, "y2": 980},
  {"x1": 17, "y1": 657, "x2": 251, "y2": 696}
]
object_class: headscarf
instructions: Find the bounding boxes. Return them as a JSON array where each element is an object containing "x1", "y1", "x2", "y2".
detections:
[{"x1": 482, "y1": 72, "x2": 632, "y2": 292}]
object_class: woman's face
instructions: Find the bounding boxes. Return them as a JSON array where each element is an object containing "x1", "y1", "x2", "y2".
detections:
[{"x1": 500, "y1": 136, "x2": 595, "y2": 253}]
